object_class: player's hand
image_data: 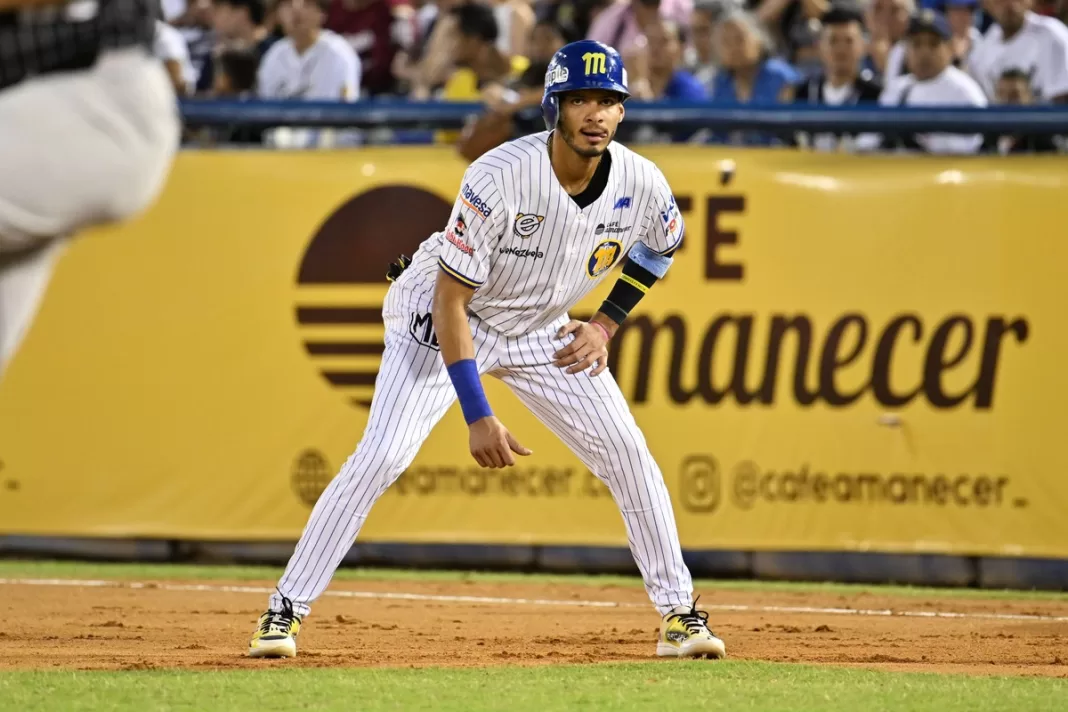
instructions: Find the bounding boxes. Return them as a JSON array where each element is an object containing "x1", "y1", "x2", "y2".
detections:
[
  {"x1": 469, "y1": 416, "x2": 532, "y2": 468},
  {"x1": 552, "y1": 320, "x2": 610, "y2": 376}
]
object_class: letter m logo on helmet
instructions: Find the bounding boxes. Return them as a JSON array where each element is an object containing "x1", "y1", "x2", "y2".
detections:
[{"x1": 541, "y1": 40, "x2": 630, "y2": 130}]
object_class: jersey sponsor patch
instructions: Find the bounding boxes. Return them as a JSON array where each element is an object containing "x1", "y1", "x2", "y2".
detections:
[
  {"x1": 444, "y1": 215, "x2": 474, "y2": 255},
  {"x1": 460, "y1": 183, "x2": 493, "y2": 220},
  {"x1": 613, "y1": 196, "x2": 632, "y2": 209},
  {"x1": 587, "y1": 239, "x2": 623, "y2": 278},
  {"x1": 499, "y1": 246, "x2": 545, "y2": 259},
  {"x1": 513, "y1": 213, "x2": 545, "y2": 238},
  {"x1": 546, "y1": 64, "x2": 570, "y2": 86},
  {"x1": 595, "y1": 222, "x2": 630, "y2": 236},
  {"x1": 660, "y1": 196, "x2": 679, "y2": 226}
]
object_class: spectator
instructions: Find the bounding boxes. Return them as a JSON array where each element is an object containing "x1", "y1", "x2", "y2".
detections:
[
  {"x1": 710, "y1": 9, "x2": 799, "y2": 103},
  {"x1": 198, "y1": 0, "x2": 274, "y2": 95},
  {"x1": 788, "y1": 16, "x2": 823, "y2": 79},
  {"x1": 172, "y1": 0, "x2": 219, "y2": 93},
  {"x1": 941, "y1": 0, "x2": 983, "y2": 69},
  {"x1": 587, "y1": 0, "x2": 692, "y2": 57},
  {"x1": 794, "y1": 4, "x2": 882, "y2": 150},
  {"x1": 983, "y1": 67, "x2": 1061, "y2": 152},
  {"x1": 457, "y1": 16, "x2": 570, "y2": 160},
  {"x1": 885, "y1": 0, "x2": 981, "y2": 82},
  {"x1": 536, "y1": 0, "x2": 610, "y2": 39},
  {"x1": 866, "y1": 0, "x2": 914, "y2": 77},
  {"x1": 529, "y1": 14, "x2": 578, "y2": 62},
  {"x1": 685, "y1": 0, "x2": 733, "y2": 90},
  {"x1": 215, "y1": 47, "x2": 261, "y2": 96},
  {"x1": 155, "y1": 19, "x2": 198, "y2": 96},
  {"x1": 755, "y1": 0, "x2": 832, "y2": 61},
  {"x1": 258, "y1": 0, "x2": 362, "y2": 99},
  {"x1": 213, "y1": 0, "x2": 274, "y2": 53},
  {"x1": 441, "y1": 2, "x2": 529, "y2": 101},
  {"x1": 968, "y1": 0, "x2": 1068, "y2": 102},
  {"x1": 406, "y1": 1, "x2": 471, "y2": 99},
  {"x1": 859, "y1": 10, "x2": 987, "y2": 154},
  {"x1": 628, "y1": 19, "x2": 708, "y2": 99},
  {"x1": 326, "y1": 0, "x2": 414, "y2": 95},
  {"x1": 202, "y1": 48, "x2": 264, "y2": 146},
  {"x1": 492, "y1": 0, "x2": 537, "y2": 57}
]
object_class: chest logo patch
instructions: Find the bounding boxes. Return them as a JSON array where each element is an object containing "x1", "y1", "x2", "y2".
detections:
[
  {"x1": 514, "y1": 213, "x2": 545, "y2": 238},
  {"x1": 587, "y1": 239, "x2": 623, "y2": 278}
]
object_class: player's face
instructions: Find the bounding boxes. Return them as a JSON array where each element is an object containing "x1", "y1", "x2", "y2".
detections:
[
  {"x1": 557, "y1": 90, "x2": 625, "y2": 158},
  {"x1": 907, "y1": 33, "x2": 951, "y2": 80}
]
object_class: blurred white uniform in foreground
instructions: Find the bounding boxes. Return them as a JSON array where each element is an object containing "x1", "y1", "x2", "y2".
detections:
[{"x1": 0, "y1": 0, "x2": 180, "y2": 383}]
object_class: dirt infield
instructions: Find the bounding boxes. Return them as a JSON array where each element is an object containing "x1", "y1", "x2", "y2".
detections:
[{"x1": 2, "y1": 577, "x2": 1066, "y2": 677}]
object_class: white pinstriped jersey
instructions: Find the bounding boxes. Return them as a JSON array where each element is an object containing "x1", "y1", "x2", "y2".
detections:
[{"x1": 399, "y1": 131, "x2": 684, "y2": 337}]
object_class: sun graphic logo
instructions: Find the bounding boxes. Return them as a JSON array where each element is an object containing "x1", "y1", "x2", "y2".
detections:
[{"x1": 296, "y1": 186, "x2": 452, "y2": 408}]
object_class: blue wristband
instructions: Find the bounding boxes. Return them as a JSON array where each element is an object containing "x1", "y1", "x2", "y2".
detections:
[{"x1": 446, "y1": 359, "x2": 493, "y2": 424}]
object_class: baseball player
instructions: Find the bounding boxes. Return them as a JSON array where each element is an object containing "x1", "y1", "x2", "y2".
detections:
[
  {"x1": 0, "y1": 0, "x2": 179, "y2": 384},
  {"x1": 249, "y1": 40, "x2": 727, "y2": 661}
]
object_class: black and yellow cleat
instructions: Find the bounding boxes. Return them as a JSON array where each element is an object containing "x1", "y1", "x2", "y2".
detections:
[
  {"x1": 248, "y1": 597, "x2": 302, "y2": 658},
  {"x1": 657, "y1": 598, "x2": 726, "y2": 659}
]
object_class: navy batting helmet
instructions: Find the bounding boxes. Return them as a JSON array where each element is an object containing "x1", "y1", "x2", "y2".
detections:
[{"x1": 541, "y1": 40, "x2": 630, "y2": 130}]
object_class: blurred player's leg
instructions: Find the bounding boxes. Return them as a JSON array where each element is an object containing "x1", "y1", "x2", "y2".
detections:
[
  {"x1": 0, "y1": 240, "x2": 65, "y2": 378},
  {"x1": 0, "y1": 48, "x2": 178, "y2": 383},
  {"x1": 251, "y1": 299, "x2": 501, "y2": 657}
]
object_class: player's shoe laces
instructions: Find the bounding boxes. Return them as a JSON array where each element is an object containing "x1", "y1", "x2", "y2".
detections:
[
  {"x1": 657, "y1": 597, "x2": 726, "y2": 659},
  {"x1": 248, "y1": 596, "x2": 302, "y2": 658}
]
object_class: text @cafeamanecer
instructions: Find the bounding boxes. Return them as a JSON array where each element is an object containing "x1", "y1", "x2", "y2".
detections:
[{"x1": 678, "y1": 455, "x2": 1024, "y2": 513}]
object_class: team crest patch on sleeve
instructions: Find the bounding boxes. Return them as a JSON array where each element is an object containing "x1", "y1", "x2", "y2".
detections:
[
  {"x1": 586, "y1": 239, "x2": 623, "y2": 278},
  {"x1": 513, "y1": 213, "x2": 545, "y2": 238}
]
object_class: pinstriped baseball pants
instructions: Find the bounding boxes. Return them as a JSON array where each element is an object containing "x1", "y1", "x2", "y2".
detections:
[{"x1": 271, "y1": 283, "x2": 694, "y2": 617}]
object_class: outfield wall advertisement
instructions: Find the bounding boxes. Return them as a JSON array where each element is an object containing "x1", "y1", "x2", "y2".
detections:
[{"x1": 1, "y1": 149, "x2": 1065, "y2": 558}]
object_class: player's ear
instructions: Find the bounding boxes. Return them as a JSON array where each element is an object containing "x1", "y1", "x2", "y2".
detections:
[{"x1": 618, "y1": 102, "x2": 625, "y2": 123}]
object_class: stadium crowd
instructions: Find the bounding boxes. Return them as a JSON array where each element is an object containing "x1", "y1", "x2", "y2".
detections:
[{"x1": 157, "y1": 0, "x2": 1068, "y2": 152}]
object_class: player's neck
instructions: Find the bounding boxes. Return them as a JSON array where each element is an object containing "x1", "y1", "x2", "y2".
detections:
[{"x1": 549, "y1": 132, "x2": 602, "y2": 195}]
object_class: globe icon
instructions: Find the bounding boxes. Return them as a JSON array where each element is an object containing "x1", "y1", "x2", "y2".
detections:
[{"x1": 291, "y1": 450, "x2": 333, "y2": 508}]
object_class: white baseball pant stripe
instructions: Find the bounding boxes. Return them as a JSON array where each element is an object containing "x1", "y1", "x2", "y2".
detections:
[{"x1": 272, "y1": 285, "x2": 694, "y2": 617}]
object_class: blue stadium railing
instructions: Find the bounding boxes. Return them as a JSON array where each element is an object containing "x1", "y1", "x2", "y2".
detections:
[{"x1": 179, "y1": 98, "x2": 1068, "y2": 133}]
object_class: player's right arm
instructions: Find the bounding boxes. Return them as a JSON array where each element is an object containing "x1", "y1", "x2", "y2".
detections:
[{"x1": 433, "y1": 168, "x2": 532, "y2": 469}]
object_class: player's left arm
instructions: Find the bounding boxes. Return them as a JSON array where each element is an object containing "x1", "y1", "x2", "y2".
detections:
[{"x1": 553, "y1": 172, "x2": 682, "y2": 376}]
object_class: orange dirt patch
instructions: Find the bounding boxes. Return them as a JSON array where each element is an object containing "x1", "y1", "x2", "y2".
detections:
[{"x1": 2, "y1": 578, "x2": 1066, "y2": 676}]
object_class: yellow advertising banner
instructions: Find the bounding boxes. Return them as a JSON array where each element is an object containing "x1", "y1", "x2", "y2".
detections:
[{"x1": 1, "y1": 148, "x2": 1066, "y2": 558}]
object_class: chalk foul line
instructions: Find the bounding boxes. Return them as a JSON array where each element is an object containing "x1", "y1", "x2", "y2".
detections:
[{"x1": 1, "y1": 577, "x2": 1065, "y2": 623}]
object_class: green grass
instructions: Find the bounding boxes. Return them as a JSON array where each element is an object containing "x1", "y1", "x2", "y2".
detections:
[
  {"x1": 1, "y1": 558, "x2": 1066, "y2": 602},
  {"x1": 1, "y1": 662, "x2": 1064, "y2": 712}
]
